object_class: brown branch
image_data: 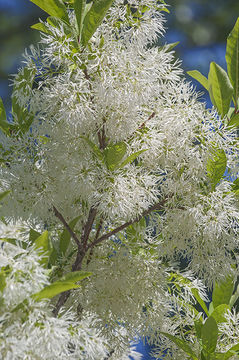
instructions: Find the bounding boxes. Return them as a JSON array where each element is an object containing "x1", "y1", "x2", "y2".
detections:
[
  {"x1": 53, "y1": 206, "x2": 81, "y2": 248},
  {"x1": 87, "y1": 197, "x2": 168, "y2": 250},
  {"x1": 138, "y1": 111, "x2": 156, "y2": 130},
  {"x1": 82, "y1": 207, "x2": 97, "y2": 248}
]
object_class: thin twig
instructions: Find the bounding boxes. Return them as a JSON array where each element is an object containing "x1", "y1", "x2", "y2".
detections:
[{"x1": 87, "y1": 197, "x2": 168, "y2": 250}]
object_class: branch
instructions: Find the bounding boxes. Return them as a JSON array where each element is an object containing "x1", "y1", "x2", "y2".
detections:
[
  {"x1": 82, "y1": 207, "x2": 97, "y2": 248},
  {"x1": 87, "y1": 197, "x2": 168, "y2": 250},
  {"x1": 53, "y1": 206, "x2": 81, "y2": 248}
]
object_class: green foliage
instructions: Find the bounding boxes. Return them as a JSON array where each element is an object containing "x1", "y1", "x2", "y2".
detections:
[
  {"x1": 0, "y1": 98, "x2": 11, "y2": 136},
  {"x1": 30, "y1": 0, "x2": 70, "y2": 24},
  {"x1": 226, "y1": 18, "x2": 239, "y2": 109},
  {"x1": 161, "y1": 332, "x2": 198, "y2": 360},
  {"x1": 208, "y1": 62, "x2": 233, "y2": 118},
  {"x1": 212, "y1": 275, "x2": 235, "y2": 309},
  {"x1": 206, "y1": 148, "x2": 227, "y2": 191},
  {"x1": 31, "y1": 271, "x2": 92, "y2": 301},
  {"x1": 164, "y1": 275, "x2": 239, "y2": 359},
  {"x1": 201, "y1": 317, "x2": 218, "y2": 354},
  {"x1": 0, "y1": 190, "x2": 11, "y2": 202},
  {"x1": 33, "y1": 231, "x2": 51, "y2": 266},
  {"x1": 187, "y1": 70, "x2": 209, "y2": 91},
  {"x1": 74, "y1": 0, "x2": 87, "y2": 40},
  {"x1": 81, "y1": 0, "x2": 114, "y2": 46},
  {"x1": 103, "y1": 142, "x2": 127, "y2": 171},
  {"x1": 59, "y1": 216, "x2": 81, "y2": 255}
]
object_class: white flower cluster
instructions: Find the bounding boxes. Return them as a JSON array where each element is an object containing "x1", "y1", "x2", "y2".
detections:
[
  {"x1": 1, "y1": 0, "x2": 239, "y2": 358},
  {"x1": 0, "y1": 232, "x2": 109, "y2": 359}
]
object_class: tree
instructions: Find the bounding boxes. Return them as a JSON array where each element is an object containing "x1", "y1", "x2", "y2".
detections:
[{"x1": 0, "y1": 1, "x2": 239, "y2": 359}]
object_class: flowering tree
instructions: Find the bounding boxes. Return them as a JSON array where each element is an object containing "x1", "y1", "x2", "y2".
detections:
[{"x1": 1, "y1": 0, "x2": 239, "y2": 359}]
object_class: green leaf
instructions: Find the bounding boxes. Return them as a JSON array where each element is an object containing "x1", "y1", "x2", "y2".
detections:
[
  {"x1": 187, "y1": 70, "x2": 209, "y2": 91},
  {"x1": 211, "y1": 304, "x2": 230, "y2": 323},
  {"x1": 34, "y1": 231, "x2": 51, "y2": 265},
  {"x1": 0, "y1": 190, "x2": 11, "y2": 202},
  {"x1": 126, "y1": 217, "x2": 146, "y2": 243},
  {"x1": 81, "y1": 136, "x2": 104, "y2": 161},
  {"x1": 31, "y1": 271, "x2": 91, "y2": 301},
  {"x1": 0, "y1": 98, "x2": 11, "y2": 135},
  {"x1": 104, "y1": 142, "x2": 127, "y2": 171},
  {"x1": 161, "y1": 332, "x2": 198, "y2": 360},
  {"x1": 31, "y1": 22, "x2": 51, "y2": 34},
  {"x1": 227, "y1": 112, "x2": 239, "y2": 128},
  {"x1": 0, "y1": 271, "x2": 6, "y2": 292},
  {"x1": 229, "y1": 284, "x2": 239, "y2": 308},
  {"x1": 191, "y1": 288, "x2": 209, "y2": 316},
  {"x1": 74, "y1": 0, "x2": 86, "y2": 38},
  {"x1": 29, "y1": 228, "x2": 41, "y2": 244},
  {"x1": 194, "y1": 319, "x2": 203, "y2": 340},
  {"x1": 81, "y1": 0, "x2": 114, "y2": 46},
  {"x1": 32, "y1": 281, "x2": 80, "y2": 301},
  {"x1": 118, "y1": 149, "x2": 147, "y2": 169},
  {"x1": 30, "y1": 0, "x2": 69, "y2": 23},
  {"x1": 59, "y1": 216, "x2": 81, "y2": 255},
  {"x1": 208, "y1": 62, "x2": 233, "y2": 117},
  {"x1": 59, "y1": 270, "x2": 92, "y2": 282},
  {"x1": 0, "y1": 237, "x2": 28, "y2": 249},
  {"x1": 207, "y1": 148, "x2": 227, "y2": 191},
  {"x1": 225, "y1": 343, "x2": 239, "y2": 358},
  {"x1": 212, "y1": 276, "x2": 235, "y2": 308},
  {"x1": 226, "y1": 18, "x2": 239, "y2": 108},
  {"x1": 201, "y1": 317, "x2": 218, "y2": 353}
]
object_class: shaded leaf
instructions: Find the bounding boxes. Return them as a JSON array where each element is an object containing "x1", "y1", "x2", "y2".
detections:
[
  {"x1": 0, "y1": 271, "x2": 6, "y2": 292},
  {"x1": 208, "y1": 62, "x2": 233, "y2": 118},
  {"x1": 59, "y1": 216, "x2": 81, "y2": 255},
  {"x1": 191, "y1": 288, "x2": 209, "y2": 316},
  {"x1": 207, "y1": 148, "x2": 227, "y2": 191},
  {"x1": 81, "y1": 136, "x2": 104, "y2": 161},
  {"x1": 201, "y1": 317, "x2": 218, "y2": 353},
  {"x1": 161, "y1": 332, "x2": 198, "y2": 360},
  {"x1": 0, "y1": 98, "x2": 11, "y2": 135},
  {"x1": 118, "y1": 149, "x2": 147, "y2": 169},
  {"x1": 0, "y1": 190, "x2": 11, "y2": 202},
  {"x1": 34, "y1": 231, "x2": 51, "y2": 265},
  {"x1": 227, "y1": 112, "x2": 239, "y2": 128},
  {"x1": 29, "y1": 228, "x2": 41, "y2": 244}
]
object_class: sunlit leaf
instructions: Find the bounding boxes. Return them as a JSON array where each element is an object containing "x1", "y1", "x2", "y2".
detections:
[
  {"x1": 226, "y1": 17, "x2": 239, "y2": 108},
  {"x1": 211, "y1": 304, "x2": 230, "y2": 323},
  {"x1": 104, "y1": 142, "x2": 127, "y2": 171},
  {"x1": 212, "y1": 275, "x2": 235, "y2": 308},
  {"x1": 30, "y1": 0, "x2": 69, "y2": 23},
  {"x1": 187, "y1": 70, "x2": 209, "y2": 91},
  {"x1": 208, "y1": 62, "x2": 233, "y2": 117},
  {"x1": 31, "y1": 22, "x2": 51, "y2": 34},
  {"x1": 81, "y1": 0, "x2": 114, "y2": 46}
]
